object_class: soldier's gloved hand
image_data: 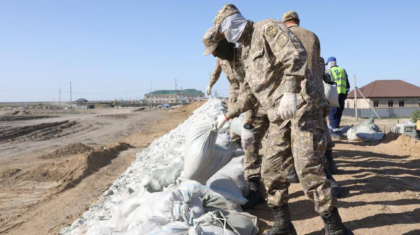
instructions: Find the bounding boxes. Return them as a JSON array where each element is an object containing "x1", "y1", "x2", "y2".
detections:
[
  {"x1": 206, "y1": 86, "x2": 212, "y2": 96},
  {"x1": 279, "y1": 93, "x2": 297, "y2": 120},
  {"x1": 214, "y1": 114, "x2": 228, "y2": 132},
  {"x1": 241, "y1": 126, "x2": 254, "y2": 149}
]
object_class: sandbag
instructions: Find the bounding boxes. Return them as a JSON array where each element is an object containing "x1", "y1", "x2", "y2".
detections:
[
  {"x1": 339, "y1": 125, "x2": 353, "y2": 136},
  {"x1": 356, "y1": 132, "x2": 385, "y2": 142},
  {"x1": 356, "y1": 125, "x2": 376, "y2": 134},
  {"x1": 144, "y1": 161, "x2": 183, "y2": 192},
  {"x1": 206, "y1": 174, "x2": 248, "y2": 205},
  {"x1": 357, "y1": 115, "x2": 380, "y2": 131},
  {"x1": 124, "y1": 188, "x2": 204, "y2": 227},
  {"x1": 212, "y1": 155, "x2": 249, "y2": 197},
  {"x1": 324, "y1": 82, "x2": 340, "y2": 107},
  {"x1": 184, "y1": 118, "x2": 218, "y2": 184},
  {"x1": 347, "y1": 127, "x2": 360, "y2": 141},
  {"x1": 231, "y1": 113, "x2": 246, "y2": 136}
]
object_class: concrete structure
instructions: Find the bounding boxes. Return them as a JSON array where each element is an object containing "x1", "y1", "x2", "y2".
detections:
[
  {"x1": 346, "y1": 80, "x2": 420, "y2": 109},
  {"x1": 144, "y1": 89, "x2": 204, "y2": 104}
]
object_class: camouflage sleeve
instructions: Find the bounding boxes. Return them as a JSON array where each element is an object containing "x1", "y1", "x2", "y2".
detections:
[
  {"x1": 244, "y1": 103, "x2": 260, "y2": 124},
  {"x1": 226, "y1": 82, "x2": 258, "y2": 119},
  {"x1": 209, "y1": 59, "x2": 222, "y2": 87}
]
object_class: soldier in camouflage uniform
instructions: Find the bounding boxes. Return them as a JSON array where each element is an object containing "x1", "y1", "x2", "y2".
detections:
[
  {"x1": 211, "y1": 4, "x2": 352, "y2": 235},
  {"x1": 203, "y1": 27, "x2": 267, "y2": 209},
  {"x1": 282, "y1": 11, "x2": 338, "y2": 175}
]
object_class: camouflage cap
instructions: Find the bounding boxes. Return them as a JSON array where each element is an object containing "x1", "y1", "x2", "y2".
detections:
[
  {"x1": 213, "y1": 4, "x2": 240, "y2": 32},
  {"x1": 282, "y1": 11, "x2": 299, "y2": 22},
  {"x1": 202, "y1": 26, "x2": 219, "y2": 56}
]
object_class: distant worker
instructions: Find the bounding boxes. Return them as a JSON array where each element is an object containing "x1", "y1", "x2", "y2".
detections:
[
  {"x1": 282, "y1": 11, "x2": 339, "y2": 183},
  {"x1": 325, "y1": 57, "x2": 350, "y2": 139}
]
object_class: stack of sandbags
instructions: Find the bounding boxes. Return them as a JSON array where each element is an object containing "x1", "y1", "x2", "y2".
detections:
[{"x1": 347, "y1": 116, "x2": 384, "y2": 141}]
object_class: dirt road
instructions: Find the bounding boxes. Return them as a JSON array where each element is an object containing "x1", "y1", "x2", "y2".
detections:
[{"x1": 0, "y1": 104, "x2": 201, "y2": 235}]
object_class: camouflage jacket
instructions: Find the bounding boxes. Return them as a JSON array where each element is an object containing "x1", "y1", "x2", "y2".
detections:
[{"x1": 226, "y1": 19, "x2": 328, "y2": 122}]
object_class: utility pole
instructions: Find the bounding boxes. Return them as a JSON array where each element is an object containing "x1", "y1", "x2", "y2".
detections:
[
  {"x1": 70, "y1": 81, "x2": 72, "y2": 109},
  {"x1": 354, "y1": 75, "x2": 357, "y2": 120}
]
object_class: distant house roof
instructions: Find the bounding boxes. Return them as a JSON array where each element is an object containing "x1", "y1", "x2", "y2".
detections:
[
  {"x1": 75, "y1": 98, "x2": 88, "y2": 103},
  {"x1": 347, "y1": 80, "x2": 420, "y2": 99},
  {"x1": 145, "y1": 89, "x2": 204, "y2": 96}
]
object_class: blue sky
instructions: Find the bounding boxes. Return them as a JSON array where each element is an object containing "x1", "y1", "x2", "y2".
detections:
[{"x1": 1, "y1": 1, "x2": 419, "y2": 102}]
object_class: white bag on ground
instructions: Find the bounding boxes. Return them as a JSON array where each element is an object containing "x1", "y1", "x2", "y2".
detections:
[
  {"x1": 206, "y1": 175, "x2": 248, "y2": 205},
  {"x1": 347, "y1": 127, "x2": 360, "y2": 141},
  {"x1": 212, "y1": 155, "x2": 249, "y2": 197},
  {"x1": 184, "y1": 118, "x2": 218, "y2": 184},
  {"x1": 356, "y1": 132, "x2": 385, "y2": 141},
  {"x1": 144, "y1": 161, "x2": 183, "y2": 192},
  {"x1": 123, "y1": 189, "x2": 204, "y2": 227},
  {"x1": 231, "y1": 113, "x2": 246, "y2": 136},
  {"x1": 324, "y1": 82, "x2": 340, "y2": 107}
]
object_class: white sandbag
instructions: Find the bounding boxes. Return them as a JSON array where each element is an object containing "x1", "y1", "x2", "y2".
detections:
[
  {"x1": 191, "y1": 225, "x2": 237, "y2": 235},
  {"x1": 324, "y1": 82, "x2": 340, "y2": 107},
  {"x1": 124, "y1": 189, "x2": 204, "y2": 227},
  {"x1": 191, "y1": 211, "x2": 237, "y2": 235},
  {"x1": 184, "y1": 118, "x2": 218, "y2": 184},
  {"x1": 356, "y1": 125, "x2": 376, "y2": 134},
  {"x1": 339, "y1": 125, "x2": 353, "y2": 136},
  {"x1": 212, "y1": 155, "x2": 249, "y2": 197},
  {"x1": 148, "y1": 221, "x2": 189, "y2": 235},
  {"x1": 144, "y1": 161, "x2": 183, "y2": 192},
  {"x1": 231, "y1": 113, "x2": 246, "y2": 136},
  {"x1": 206, "y1": 175, "x2": 248, "y2": 205},
  {"x1": 346, "y1": 127, "x2": 360, "y2": 141},
  {"x1": 356, "y1": 132, "x2": 385, "y2": 142}
]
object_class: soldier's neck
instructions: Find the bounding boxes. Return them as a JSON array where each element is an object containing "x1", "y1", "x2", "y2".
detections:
[{"x1": 237, "y1": 20, "x2": 253, "y2": 46}]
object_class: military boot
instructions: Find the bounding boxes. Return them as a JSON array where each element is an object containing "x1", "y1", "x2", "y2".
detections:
[
  {"x1": 321, "y1": 208, "x2": 353, "y2": 235},
  {"x1": 265, "y1": 205, "x2": 297, "y2": 235},
  {"x1": 242, "y1": 178, "x2": 265, "y2": 210},
  {"x1": 325, "y1": 149, "x2": 338, "y2": 174}
]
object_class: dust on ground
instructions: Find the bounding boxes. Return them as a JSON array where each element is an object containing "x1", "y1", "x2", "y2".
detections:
[{"x1": 0, "y1": 103, "x2": 201, "y2": 235}]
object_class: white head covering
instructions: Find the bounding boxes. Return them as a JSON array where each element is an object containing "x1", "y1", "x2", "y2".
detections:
[
  {"x1": 219, "y1": 13, "x2": 247, "y2": 43},
  {"x1": 327, "y1": 61, "x2": 337, "y2": 70}
]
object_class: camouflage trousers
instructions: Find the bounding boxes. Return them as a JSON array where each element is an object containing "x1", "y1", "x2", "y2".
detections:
[
  {"x1": 323, "y1": 107, "x2": 334, "y2": 150},
  {"x1": 228, "y1": 88, "x2": 241, "y2": 143},
  {"x1": 262, "y1": 104, "x2": 336, "y2": 215},
  {"x1": 244, "y1": 109, "x2": 269, "y2": 180}
]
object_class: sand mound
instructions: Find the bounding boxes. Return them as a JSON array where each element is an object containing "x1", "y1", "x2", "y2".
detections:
[
  {"x1": 17, "y1": 110, "x2": 30, "y2": 115},
  {"x1": 21, "y1": 142, "x2": 132, "y2": 190},
  {"x1": 177, "y1": 100, "x2": 207, "y2": 114},
  {"x1": 383, "y1": 133, "x2": 420, "y2": 157},
  {"x1": 41, "y1": 143, "x2": 93, "y2": 159}
]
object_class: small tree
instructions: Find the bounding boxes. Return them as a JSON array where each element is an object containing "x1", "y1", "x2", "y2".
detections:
[{"x1": 412, "y1": 110, "x2": 420, "y2": 123}]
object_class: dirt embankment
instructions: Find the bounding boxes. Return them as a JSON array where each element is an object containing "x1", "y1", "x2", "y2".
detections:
[{"x1": 0, "y1": 102, "x2": 200, "y2": 235}]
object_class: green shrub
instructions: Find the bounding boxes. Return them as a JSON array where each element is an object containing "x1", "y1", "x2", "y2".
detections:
[{"x1": 412, "y1": 110, "x2": 420, "y2": 123}]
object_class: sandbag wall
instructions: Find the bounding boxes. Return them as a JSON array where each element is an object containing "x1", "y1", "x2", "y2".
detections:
[{"x1": 59, "y1": 99, "x2": 258, "y2": 235}]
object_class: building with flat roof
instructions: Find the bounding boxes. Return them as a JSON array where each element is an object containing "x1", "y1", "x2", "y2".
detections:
[{"x1": 144, "y1": 89, "x2": 204, "y2": 104}]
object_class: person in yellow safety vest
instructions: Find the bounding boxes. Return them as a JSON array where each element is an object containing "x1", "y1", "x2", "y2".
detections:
[{"x1": 325, "y1": 57, "x2": 350, "y2": 139}]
